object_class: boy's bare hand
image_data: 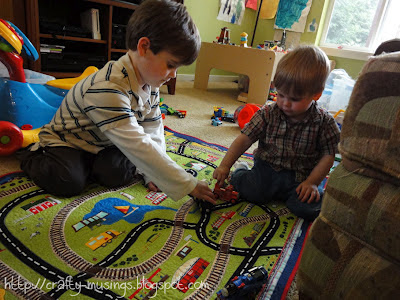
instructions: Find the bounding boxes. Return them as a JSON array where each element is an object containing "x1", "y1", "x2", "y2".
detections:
[
  {"x1": 190, "y1": 181, "x2": 216, "y2": 205},
  {"x1": 213, "y1": 166, "x2": 230, "y2": 186},
  {"x1": 296, "y1": 181, "x2": 320, "y2": 203},
  {"x1": 147, "y1": 182, "x2": 161, "y2": 192}
]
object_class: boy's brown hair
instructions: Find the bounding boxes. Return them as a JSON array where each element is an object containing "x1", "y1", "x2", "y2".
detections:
[
  {"x1": 273, "y1": 45, "x2": 330, "y2": 98},
  {"x1": 126, "y1": 0, "x2": 201, "y2": 66}
]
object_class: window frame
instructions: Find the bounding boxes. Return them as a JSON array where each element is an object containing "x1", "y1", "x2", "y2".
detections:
[{"x1": 319, "y1": 0, "x2": 390, "y2": 61}]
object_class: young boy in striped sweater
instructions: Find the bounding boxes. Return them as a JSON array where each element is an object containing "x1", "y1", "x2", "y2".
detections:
[{"x1": 17, "y1": 0, "x2": 216, "y2": 204}]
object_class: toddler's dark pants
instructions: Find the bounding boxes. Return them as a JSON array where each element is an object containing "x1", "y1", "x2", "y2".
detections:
[
  {"x1": 230, "y1": 158, "x2": 323, "y2": 221},
  {"x1": 16, "y1": 146, "x2": 136, "y2": 197}
]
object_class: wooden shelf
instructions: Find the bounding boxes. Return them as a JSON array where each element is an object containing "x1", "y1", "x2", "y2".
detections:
[
  {"x1": 39, "y1": 33, "x2": 107, "y2": 44},
  {"x1": 25, "y1": 0, "x2": 182, "y2": 95},
  {"x1": 86, "y1": 0, "x2": 138, "y2": 10},
  {"x1": 111, "y1": 48, "x2": 127, "y2": 53},
  {"x1": 43, "y1": 71, "x2": 81, "y2": 78}
]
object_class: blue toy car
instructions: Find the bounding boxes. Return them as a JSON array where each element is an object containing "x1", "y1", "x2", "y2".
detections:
[{"x1": 212, "y1": 117, "x2": 222, "y2": 126}]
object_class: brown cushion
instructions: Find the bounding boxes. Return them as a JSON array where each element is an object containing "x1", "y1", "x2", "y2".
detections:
[{"x1": 339, "y1": 52, "x2": 400, "y2": 185}]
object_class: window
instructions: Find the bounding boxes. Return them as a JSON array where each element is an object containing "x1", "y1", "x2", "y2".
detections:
[{"x1": 319, "y1": 0, "x2": 400, "y2": 60}]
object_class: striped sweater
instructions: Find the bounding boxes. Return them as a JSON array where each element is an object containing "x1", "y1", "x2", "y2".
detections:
[{"x1": 32, "y1": 53, "x2": 197, "y2": 200}]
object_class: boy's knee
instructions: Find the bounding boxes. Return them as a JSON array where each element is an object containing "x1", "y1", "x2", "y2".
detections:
[
  {"x1": 230, "y1": 169, "x2": 264, "y2": 203},
  {"x1": 32, "y1": 172, "x2": 86, "y2": 197},
  {"x1": 92, "y1": 149, "x2": 136, "y2": 188},
  {"x1": 17, "y1": 147, "x2": 89, "y2": 197},
  {"x1": 94, "y1": 170, "x2": 136, "y2": 188}
]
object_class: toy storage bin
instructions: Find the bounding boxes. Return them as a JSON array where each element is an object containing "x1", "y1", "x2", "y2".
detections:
[
  {"x1": 329, "y1": 76, "x2": 354, "y2": 112},
  {"x1": 318, "y1": 69, "x2": 355, "y2": 112}
]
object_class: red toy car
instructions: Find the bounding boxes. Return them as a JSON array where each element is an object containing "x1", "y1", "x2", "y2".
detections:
[{"x1": 213, "y1": 182, "x2": 239, "y2": 204}]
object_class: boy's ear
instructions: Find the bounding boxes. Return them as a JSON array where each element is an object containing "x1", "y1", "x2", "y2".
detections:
[
  {"x1": 312, "y1": 92, "x2": 323, "y2": 101},
  {"x1": 137, "y1": 37, "x2": 151, "y2": 56}
]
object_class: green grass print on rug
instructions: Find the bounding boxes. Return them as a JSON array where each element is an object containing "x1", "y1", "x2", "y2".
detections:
[{"x1": 0, "y1": 127, "x2": 309, "y2": 300}]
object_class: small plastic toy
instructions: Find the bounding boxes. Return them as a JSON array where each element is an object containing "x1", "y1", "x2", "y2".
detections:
[
  {"x1": 268, "y1": 85, "x2": 277, "y2": 101},
  {"x1": 176, "y1": 110, "x2": 186, "y2": 118},
  {"x1": 211, "y1": 117, "x2": 222, "y2": 126},
  {"x1": 160, "y1": 103, "x2": 168, "y2": 114},
  {"x1": 212, "y1": 106, "x2": 235, "y2": 123},
  {"x1": 217, "y1": 27, "x2": 228, "y2": 44},
  {"x1": 233, "y1": 103, "x2": 262, "y2": 129},
  {"x1": 160, "y1": 103, "x2": 186, "y2": 118},
  {"x1": 216, "y1": 266, "x2": 268, "y2": 299},
  {"x1": 240, "y1": 32, "x2": 248, "y2": 47},
  {"x1": 280, "y1": 30, "x2": 287, "y2": 50},
  {"x1": 224, "y1": 28, "x2": 231, "y2": 44},
  {"x1": 212, "y1": 106, "x2": 225, "y2": 118},
  {"x1": 213, "y1": 182, "x2": 238, "y2": 203},
  {"x1": 167, "y1": 107, "x2": 176, "y2": 115}
]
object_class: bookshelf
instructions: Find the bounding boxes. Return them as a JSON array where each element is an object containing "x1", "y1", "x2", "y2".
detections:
[{"x1": 25, "y1": 0, "x2": 182, "y2": 95}]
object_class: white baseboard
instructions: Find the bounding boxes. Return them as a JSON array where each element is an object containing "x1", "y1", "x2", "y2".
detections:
[{"x1": 177, "y1": 74, "x2": 239, "y2": 82}]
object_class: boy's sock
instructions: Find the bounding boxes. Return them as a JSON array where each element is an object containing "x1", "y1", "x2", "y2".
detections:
[
  {"x1": 227, "y1": 162, "x2": 250, "y2": 183},
  {"x1": 234, "y1": 161, "x2": 250, "y2": 170}
]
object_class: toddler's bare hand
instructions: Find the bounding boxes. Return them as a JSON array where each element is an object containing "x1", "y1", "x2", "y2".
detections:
[
  {"x1": 296, "y1": 181, "x2": 320, "y2": 203},
  {"x1": 190, "y1": 180, "x2": 216, "y2": 205},
  {"x1": 213, "y1": 166, "x2": 230, "y2": 186}
]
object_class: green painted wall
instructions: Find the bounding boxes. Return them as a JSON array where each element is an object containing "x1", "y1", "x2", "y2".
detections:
[
  {"x1": 327, "y1": 56, "x2": 365, "y2": 78},
  {"x1": 180, "y1": 0, "x2": 365, "y2": 79}
]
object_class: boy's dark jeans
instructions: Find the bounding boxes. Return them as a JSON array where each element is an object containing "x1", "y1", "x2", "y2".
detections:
[
  {"x1": 230, "y1": 158, "x2": 323, "y2": 221},
  {"x1": 16, "y1": 146, "x2": 136, "y2": 197}
]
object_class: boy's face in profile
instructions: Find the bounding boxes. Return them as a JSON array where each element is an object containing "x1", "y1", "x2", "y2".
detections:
[
  {"x1": 276, "y1": 90, "x2": 319, "y2": 122},
  {"x1": 138, "y1": 48, "x2": 181, "y2": 88}
]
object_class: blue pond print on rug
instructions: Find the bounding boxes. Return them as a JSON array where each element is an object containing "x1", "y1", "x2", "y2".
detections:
[{"x1": 84, "y1": 198, "x2": 177, "y2": 225}]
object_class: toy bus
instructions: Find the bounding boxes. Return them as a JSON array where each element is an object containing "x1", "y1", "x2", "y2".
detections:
[{"x1": 85, "y1": 230, "x2": 121, "y2": 251}]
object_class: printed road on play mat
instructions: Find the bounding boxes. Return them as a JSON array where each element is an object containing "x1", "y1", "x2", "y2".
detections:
[{"x1": 0, "y1": 127, "x2": 309, "y2": 300}]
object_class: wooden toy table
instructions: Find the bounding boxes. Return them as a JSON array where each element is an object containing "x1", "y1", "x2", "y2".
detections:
[{"x1": 194, "y1": 42, "x2": 283, "y2": 105}]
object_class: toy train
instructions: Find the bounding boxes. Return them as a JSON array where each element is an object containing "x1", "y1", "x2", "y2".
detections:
[
  {"x1": 213, "y1": 182, "x2": 239, "y2": 204},
  {"x1": 216, "y1": 266, "x2": 269, "y2": 299}
]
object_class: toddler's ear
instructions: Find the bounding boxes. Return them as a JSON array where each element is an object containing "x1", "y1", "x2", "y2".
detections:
[{"x1": 313, "y1": 92, "x2": 323, "y2": 101}]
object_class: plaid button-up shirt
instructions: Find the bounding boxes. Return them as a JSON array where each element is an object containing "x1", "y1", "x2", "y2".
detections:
[{"x1": 242, "y1": 102, "x2": 340, "y2": 182}]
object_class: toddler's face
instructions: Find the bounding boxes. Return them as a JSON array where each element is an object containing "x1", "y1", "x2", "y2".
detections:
[
  {"x1": 139, "y1": 49, "x2": 180, "y2": 88},
  {"x1": 276, "y1": 90, "x2": 315, "y2": 122}
]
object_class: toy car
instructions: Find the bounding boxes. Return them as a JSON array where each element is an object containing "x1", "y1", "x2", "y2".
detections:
[
  {"x1": 213, "y1": 182, "x2": 238, "y2": 203},
  {"x1": 221, "y1": 113, "x2": 235, "y2": 123},
  {"x1": 216, "y1": 266, "x2": 268, "y2": 299},
  {"x1": 174, "y1": 110, "x2": 186, "y2": 118},
  {"x1": 212, "y1": 106, "x2": 235, "y2": 123},
  {"x1": 211, "y1": 117, "x2": 222, "y2": 126}
]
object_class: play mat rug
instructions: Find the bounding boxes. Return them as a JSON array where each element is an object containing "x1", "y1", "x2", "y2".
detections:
[{"x1": 0, "y1": 127, "x2": 310, "y2": 300}]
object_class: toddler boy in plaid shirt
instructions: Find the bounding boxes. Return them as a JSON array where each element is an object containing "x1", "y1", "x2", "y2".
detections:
[{"x1": 213, "y1": 45, "x2": 340, "y2": 221}]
